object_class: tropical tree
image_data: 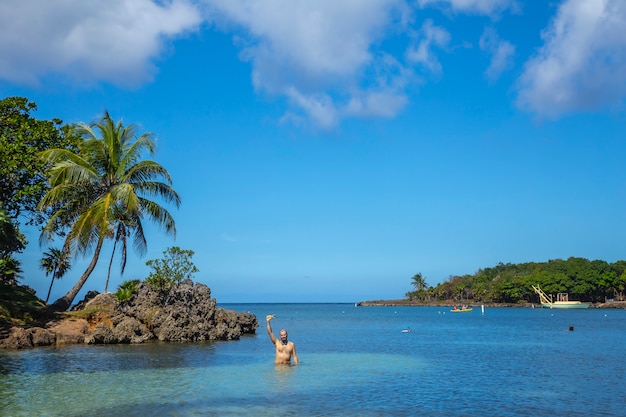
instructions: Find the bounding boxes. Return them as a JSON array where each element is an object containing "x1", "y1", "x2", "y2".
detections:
[
  {"x1": 38, "y1": 111, "x2": 180, "y2": 311},
  {"x1": 104, "y1": 213, "x2": 133, "y2": 293},
  {"x1": 616, "y1": 272, "x2": 626, "y2": 301},
  {"x1": 0, "y1": 254, "x2": 22, "y2": 285},
  {"x1": 0, "y1": 96, "x2": 77, "y2": 228},
  {"x1": 0, "y1": 203, "x2": 25, "y2": 285},
  {"x1": 411, "y1": 272, "x2": 429, "y2": 292},
  {"x1": 0, "y1": 203, "x2": 25, "y2": 256},
  {"x1": 39, "y1": 247, "x2": 71, "y2": 303},
  {"x1": 145, "y1": 246, "x2": 199, "y2": 294},
  {"x1": 407, "y1": 272, "x2": 430, "y2": 301}
]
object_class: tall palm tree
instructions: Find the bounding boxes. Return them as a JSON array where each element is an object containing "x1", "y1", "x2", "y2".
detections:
[
  {"x1": 40, "y1": 247, "x2": 71, "y2": 303},
  {"x1": 38, "y1": 111, "x2": 180, "y2": 311},
  {"x1": 411, "y1": 272, "x2": 429, "y2": 292},
  {"x1": 104, "y1": 212, "x2": 134, "y2": 293}
]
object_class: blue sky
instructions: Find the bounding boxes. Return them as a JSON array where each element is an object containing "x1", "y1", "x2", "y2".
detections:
[{"x1": 2, "y1": 0, "x2": 626, "y2": 303}]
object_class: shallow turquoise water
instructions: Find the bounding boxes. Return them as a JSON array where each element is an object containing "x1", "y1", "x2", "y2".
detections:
[{"x1": 1, "y1": 304, "x2": 625, "y2": 416}]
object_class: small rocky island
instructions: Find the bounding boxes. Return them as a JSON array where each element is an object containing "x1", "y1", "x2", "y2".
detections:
[{"x1": 1, "y1": 279, "x2": 258, "y2": 349}]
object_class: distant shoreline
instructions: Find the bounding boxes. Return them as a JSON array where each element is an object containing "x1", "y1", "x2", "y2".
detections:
[{"x1": 356, "y1": 299, "x2": 626, "y2": 309}]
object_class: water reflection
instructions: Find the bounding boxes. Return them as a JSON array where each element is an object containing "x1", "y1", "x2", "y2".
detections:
[
  {"x1": 272, "y1": 363, "x2": 296, "y2": 388},
  {"x1": 0, "y1": 341, "x2": 222, "y2": 376}
]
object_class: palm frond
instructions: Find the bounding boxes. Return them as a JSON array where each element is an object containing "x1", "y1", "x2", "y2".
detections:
[{"x1": 139, "y1": 198, "x2": 177, "y2": 236}]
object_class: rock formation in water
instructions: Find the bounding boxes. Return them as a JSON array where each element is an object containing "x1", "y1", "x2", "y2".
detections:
[{"x1": 0, "y1": 279, "x2": 258, "y2": 349}]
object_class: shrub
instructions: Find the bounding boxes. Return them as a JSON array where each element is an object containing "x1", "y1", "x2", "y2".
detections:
[
  {"x1": 115, "y1": 279, "x2": 141, "y2": 302},
  {"x1": 144, "y1": 247, "x2": 198, "y2": 293},
  {"x1": 0, "y1": 255, "x2": 22, "y2": 285}
]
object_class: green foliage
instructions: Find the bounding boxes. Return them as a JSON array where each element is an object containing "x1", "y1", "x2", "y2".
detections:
[
  {"x1": 0, "y1": 254, "x2": 22, "y2": 285},
  {"x1": 0, "y1": 97, "x2": 76, "y2": 287},
  {"x1": 39, "y1": 247, "x2": 72, "y2": 303},
  {"x1": 0, "y1": 203, "x2": 25, "y2": 256},
  {"x1": 408, "y1": 272, "x2": 430, "y2": 301},
  {"x1": 145, "y1": 246, "x2": 199, "y2": 293},
  {"x1": 115, "y1": 279, "x2": 141, "y2": 302},
  {"x1": 1, "y1": 204, "x2": 25, "y2": 284},
  {"x1": 38, "y1": 111, "x2": 180, "y2": 310},
  {"x1": 413, "y1": 257, "x2": 626, "y2": 304},
  {"x1": 0, "y1": 97, "x2": 77, "y2": 229},
  {"x1": 0, "y1": 282, "x2": 52, "y2": 326}
]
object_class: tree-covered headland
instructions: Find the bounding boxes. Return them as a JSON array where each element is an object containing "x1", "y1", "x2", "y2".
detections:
[{"x1": 407, "y1": 258, "x2": 626, "y2": 304}]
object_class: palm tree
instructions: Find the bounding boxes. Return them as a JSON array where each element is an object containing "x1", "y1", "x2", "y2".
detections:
[
  {"x1": 38, "y1": 111, "x2": 180, "y2": 311},
  {"x1": 40, "y1": 247, "x2": 71, "y2": 303},
  {"x1": 411, "y1": 273, "x2": 429, "y2": 292},
  {"x1": 104, "y1": 213, "x2": 134, "y2": 293}
]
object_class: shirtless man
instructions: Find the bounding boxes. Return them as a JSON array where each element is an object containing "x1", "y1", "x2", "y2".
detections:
[{"x1": 266, "y1": 316, "x2": 298, "y2": 365}]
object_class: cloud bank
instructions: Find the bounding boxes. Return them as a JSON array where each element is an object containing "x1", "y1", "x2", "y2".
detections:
[
  {"x1": 1, "y1": 0, "x2": 625, "y2": 127},
  {"x1": 205, "y1": 0, "x2": 412, "y2": 129},
  {"x1": 515, "y1": 0, "x2": 626, "y2": 117},
  {"x1": 0, "y1": 0, "x2": 201, "y2": 87},
  {"x1": 417, "y1": 0, "x2": 519, "y2": 16}
]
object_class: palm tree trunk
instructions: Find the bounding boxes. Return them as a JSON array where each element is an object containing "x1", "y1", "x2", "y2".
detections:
[
  {"x1": 45, "y1": 268, "x2": 57, "y2": 303},
  {"x1": 104, "y1": 239, "x2": 118, "y2": 293},
  {"x1": 51, "y1": 237, "x2": 104, "y2": 311}
]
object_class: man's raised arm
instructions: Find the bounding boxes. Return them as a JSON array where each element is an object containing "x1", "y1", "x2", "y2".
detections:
[{"x1": 266, "y1": 315, "x2": 277, "y2": 344}]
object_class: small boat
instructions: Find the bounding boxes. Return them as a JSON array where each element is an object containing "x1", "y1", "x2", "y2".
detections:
[
  {"x1": 531, "y1": 285, "x2": 590, "y2": 309},
  {"x1": 450, "y1": 307, "x2": 472, "y2": 313}
]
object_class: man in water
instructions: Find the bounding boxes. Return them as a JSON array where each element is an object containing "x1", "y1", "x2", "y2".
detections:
[{"x1": 266, "y1": 315, "x2": 298, "y2": 365}]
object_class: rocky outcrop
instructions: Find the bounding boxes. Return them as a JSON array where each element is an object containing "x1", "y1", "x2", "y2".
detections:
[
  {"x1": 0, "y1": 280, "x2": 258, "y2": 349},
  {"x1": 1, "y1": 326, "x2": 57, "y2": 349},
  {"x1": 107, "y1": 279, "x2": 258, "y2": 343}
]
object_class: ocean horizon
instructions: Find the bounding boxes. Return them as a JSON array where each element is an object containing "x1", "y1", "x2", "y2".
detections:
[{"x1": 1, "y1": 303, "x2": 625, "y2": 416}]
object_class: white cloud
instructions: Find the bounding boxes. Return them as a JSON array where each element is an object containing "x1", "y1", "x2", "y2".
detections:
[
  {"x1": 516, "y1": 0, "x2": 626, "y2": 118},
  {"x1": 13, "y1": 0, "x2": 613, "y2": 129},
  {"x1": 284, "y1": 88, "x2": 338, "y2": 130},
  {"x1": 0, "y1": 0, "x2": 202, "y2": 87},
  {"x1": 205, "y1": 0, "x2": 412, "y2": 129},
  {"x1": 345, "y1": 90, "x2": 409, "y2": 119},
  {"x1": 405, "y1": 20, "x2": 450, "y2": 76},
  {"x1": 417, "y1": 0, "x2": 519, "y2": 16},
  {"x1": 479, "y1": 27, "x2": 515, "y2": 82}
]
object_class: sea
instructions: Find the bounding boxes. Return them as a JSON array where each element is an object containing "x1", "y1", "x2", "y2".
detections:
[{"x1": 1, "y1": 303, "x2": 625, "y2": 417}]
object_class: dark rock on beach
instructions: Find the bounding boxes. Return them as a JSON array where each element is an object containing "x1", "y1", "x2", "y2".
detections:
[
  {"x1": 109, "y1": 279, "x2": 257, "y2": 342},
  {"x1": 0, "y1": 280, "x2": 258, "y2": 349}
]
